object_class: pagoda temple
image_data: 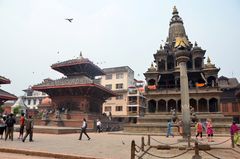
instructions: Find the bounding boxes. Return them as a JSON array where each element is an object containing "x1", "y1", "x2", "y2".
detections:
[
  {"x1": 32, "y1": 53, "x2": 115, "y2": 128},
  {"x1": 0, "y1": 75, "x2": 17, "y2": 106}
]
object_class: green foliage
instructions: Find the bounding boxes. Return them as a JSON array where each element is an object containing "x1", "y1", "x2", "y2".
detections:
[
  {"x1": 0, "y1": 105, "x2": 3, "y2": 114},
  {"x1": 13, "y1": 106, "x2": 20, "y2": 115}
]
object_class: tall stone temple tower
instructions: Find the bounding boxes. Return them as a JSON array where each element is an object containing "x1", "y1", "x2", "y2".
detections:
[
  {"x1": 144, "y1": 6, "x2": 221, "y2": 114},
  {"x1": 124, "y1": 6, "x2": 231, "y2": 133}
]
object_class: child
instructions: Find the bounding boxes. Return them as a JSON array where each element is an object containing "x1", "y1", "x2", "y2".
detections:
[
  {"x1": 166, "y1": 120, "x2": 174, "y2": 137},
  {"x1": 206, "y1": 119, "x2": 214, "y2": 142},
  {"x1": 195, "y1": 120, "x2": 203, "y2": 140}
]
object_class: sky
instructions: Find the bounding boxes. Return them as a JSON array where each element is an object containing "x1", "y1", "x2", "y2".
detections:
[{"x1": 0, "y1": 0, "x2": 240, "y2": 96}]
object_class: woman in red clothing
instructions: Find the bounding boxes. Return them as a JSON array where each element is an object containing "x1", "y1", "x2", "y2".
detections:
[
  {"x1": 206, "y1": 118, "x2": 214, "y2": 142},
  {"x1": 230, "y1": 121, "x2": 240, "y2": 146}
]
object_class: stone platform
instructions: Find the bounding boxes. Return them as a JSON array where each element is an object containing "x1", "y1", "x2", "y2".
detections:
[
  {"x1": 124, "y1": 112, "x2": 233, "y2": 134},
  {"x1": 15, "y1": 125, "x2": 81, "y2": 134}
]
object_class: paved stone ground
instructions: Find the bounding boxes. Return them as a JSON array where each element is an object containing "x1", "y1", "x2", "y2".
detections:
[
  {"x1": 0, "y1": 152, "x2": 56, "y2": 159},
  {"x1": 0, "y1": 132, "x2": 240, "y2": 159}
]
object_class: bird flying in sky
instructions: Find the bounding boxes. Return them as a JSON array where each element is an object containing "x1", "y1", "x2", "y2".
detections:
[{"x1": 65, "y1": 18, "x2": 73, "y2": 23}]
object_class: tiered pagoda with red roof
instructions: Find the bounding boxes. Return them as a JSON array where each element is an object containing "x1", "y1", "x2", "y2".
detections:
[
  {"x1": 0, "y1": 76, "x2": 17, "y2": 106},
  {"x1": 32, "y1": 53, "x2": 115, "y2": 128}
]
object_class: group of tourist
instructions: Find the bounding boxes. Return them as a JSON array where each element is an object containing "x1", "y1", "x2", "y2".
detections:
[
  {"x1": 0, "y1": 113, "x2": 34, "y2": 142},
  {"x1": 166, "y1": 118, "x2": 240, "y2": 145}
]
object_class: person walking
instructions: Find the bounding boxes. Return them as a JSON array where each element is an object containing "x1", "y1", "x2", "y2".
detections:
[
  {"x1": 22, "y1": 115, "x2": 34, "y2": 142},
  {"x1": 166, "y1": 120, "x2": 174, "y2": 137},
  {"x1": 5, "y1": 114, "x2": 16, "y2": 141},
  {"x1": 206, "y1": 118, "x2": 214, "y2": 142},
  {"x1": 177, "y1": 119, "x2": 183, "y2": 136},
  {"x1": 18, "y1": 113, "x2": 25, "y2": 139},
  {"x1": 0, "y1": 116, "x2": 6, "y2": 139},
  {"x1": 96, "y1": 119, "x2": 102, "y2": 133},
  {"x1": 195, "y1": 120, "x2": 203, "y2": 140},
  {"x1": 230, "y1": 121, "x2": 240, "y2": 146},
  {"x1": 79, "y1": 118, "x2": 90, "y2": 140}
]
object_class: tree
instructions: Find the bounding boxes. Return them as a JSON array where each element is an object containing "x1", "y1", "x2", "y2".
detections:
[{"x1": 13, "y1": 106, "x2": 20, "y2": 115}]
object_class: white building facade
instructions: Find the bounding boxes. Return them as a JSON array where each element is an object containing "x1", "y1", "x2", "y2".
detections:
[{"x1": 22, "y1": 87, "x2": 48, "y2": 109}]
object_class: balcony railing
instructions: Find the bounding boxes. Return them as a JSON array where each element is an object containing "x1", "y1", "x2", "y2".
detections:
[
  {"x1": 145, "y1": 86, "x2": 220, "y2": 94},
  {"x1": 128, "y1": 101, "x2": 138, "y2": 105},
  {"x1": 127, "y1": 111, "x2": 138, "y2": 116}
]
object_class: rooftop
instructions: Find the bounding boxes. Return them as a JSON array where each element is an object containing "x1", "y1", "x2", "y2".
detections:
[{"x1": 103, "y1": 66, "x2": 134, "y2": 74}]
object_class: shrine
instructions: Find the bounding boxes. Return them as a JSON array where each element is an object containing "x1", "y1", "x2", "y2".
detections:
[
  {"x1": 124, "y1": 6, "x2": 232, "y2": 134},
  {"x1": 32, "y1": 53, "x2": 115, "y2": 129}
]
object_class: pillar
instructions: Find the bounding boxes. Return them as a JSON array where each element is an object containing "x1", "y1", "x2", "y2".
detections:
[
  {"x1": 155, "y1": 100, "x2": 159, "y2": 113},
  {"x1": 179, "y1": 61, "x2": 191, "y2": 138},
  {"x1": 176, "y1": 49, "x2": 191, "y2": 139},
  {"x1": 207, "y1": 99, "x2": 209, "y2": 112}
]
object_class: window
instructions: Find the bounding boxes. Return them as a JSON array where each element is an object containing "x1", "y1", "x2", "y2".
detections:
[
  {"x1": 105, "y1": 74, "x2": 112, "y2": 80},
  {"x1": 116, "y1": 95, "x2": 123, "y2": 100},
  {"x1": 27, "y1": 99, "x2": 31, "y2": 105},
  {"x1": 232, "y1": 102, "x2": 239, "y2": 112},
  {"x1": 116, "y1": 73, "x2": 124, "y2": 79},
  {"x1": 116, "y1": 106, "x2": 123, "y2": 111},
  {"x1": 128, "y1": 107, "x2": 137, "y2": 112},
  {"x1": 116, "y1": 83, "x2": 123, "y2": 89},
  {"x1": 104, "y1": 106, "x2": 111, "y2": 112},
  {"x1": 33, "y1": 99, "x2": 36, "y2": 105},
  {"x1": 27, "y1": 92, "x2": 32, "y2": 96},
  {"x1": 105, "y1": 84, "x2": 112, "y2": 90}
]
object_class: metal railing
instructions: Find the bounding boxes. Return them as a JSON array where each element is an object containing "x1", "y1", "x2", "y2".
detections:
[{"x1": 130, "y1": 134, "x2": 240, "y2": 159}]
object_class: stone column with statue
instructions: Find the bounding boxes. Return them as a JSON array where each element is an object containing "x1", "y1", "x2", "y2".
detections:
[{"x1": 175, "y1": 36, "x2": 191, "y2": 139}]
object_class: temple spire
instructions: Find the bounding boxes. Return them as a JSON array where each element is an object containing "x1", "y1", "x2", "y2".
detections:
[
  {"x1": 168, "y1": 6, "x2": 189, "y2": 48},
  {"x1": 173, "y1": 6, "x2": 178, "y2": 15},
  {"x1": 207, "y1": 56, "x2": 211, "y2": 64}
]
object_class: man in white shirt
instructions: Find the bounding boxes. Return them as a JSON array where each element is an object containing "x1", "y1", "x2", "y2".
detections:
[
  {"x1": 96, "y1": 119, "x2": 102, "y2": 133},
  {"x1": 79, "y1": 118, "x2": 90, "y2": 140}
]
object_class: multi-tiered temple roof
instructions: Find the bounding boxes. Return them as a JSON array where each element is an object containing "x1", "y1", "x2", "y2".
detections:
[
  {"x1": 51, "y1": 53, "x2": 105, "y2": 79},
  {"x1": 0, "y1": 75, "x2": 17, "y2": 105},
  {"x1": 32, "y1": 55, "x2": 115, "y2": 113},
  {"x1": 33, "y1": 54, "x2": 115, "y2": 107}
]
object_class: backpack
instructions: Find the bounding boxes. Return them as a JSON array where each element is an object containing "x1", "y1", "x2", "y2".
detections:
[
  {"x1": 26, "y1": 119, "x2": 33, "y2": 130},
  {"x1": 6, "y1": 118, "x2": 15, "y2": 127}
]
